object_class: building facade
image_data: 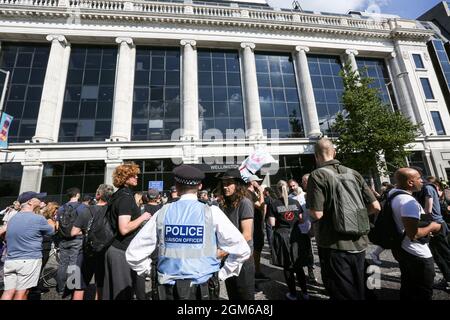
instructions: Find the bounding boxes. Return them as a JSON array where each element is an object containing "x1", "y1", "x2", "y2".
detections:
[{"x1": 0, "y1": 0, "x2": 450, "y2": 205}]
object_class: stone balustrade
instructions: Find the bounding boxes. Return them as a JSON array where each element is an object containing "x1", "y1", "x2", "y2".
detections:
[{"x1": 0, "y1": 0, "x2": 407, "y2": 33}]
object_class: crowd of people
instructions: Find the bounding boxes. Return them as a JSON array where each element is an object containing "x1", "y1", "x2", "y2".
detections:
[{"x1": 0, "y1": 137, "x2": 449, "y2": 300}]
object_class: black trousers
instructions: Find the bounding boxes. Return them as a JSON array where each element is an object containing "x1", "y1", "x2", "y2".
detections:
[
  {"x1": 225, "y1": 257, "x2": 255, "y2": 300},
  {"x1": 392, "y1": 247, "x2": 435, "y2": 300},
  {"x1": 429, "y1": 233, "x2": 450, "y2": 283},
  {"x1": 318, "y1": 247, "x2": 366, "y2": 300},
  {"x1": 158, "y1": 275, "x2": 219, "y2": 300}
]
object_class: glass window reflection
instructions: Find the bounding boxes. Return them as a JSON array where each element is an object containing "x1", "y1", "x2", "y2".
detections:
[
  {"x1": 198, "y1": 49, "x2": 245, "y2": 137},
  {"x1": 60, "y1": 46, "x2": 117, "y2": 142},
  {"x1": 256, "y1": 52, "x2": 304, "y2": 138},
  {"x1": 132, "y1": 47, "x2": 181, "y2": 141},
  {"x1": 0, "y1": 43, "x2": 50, "y2": 142}
]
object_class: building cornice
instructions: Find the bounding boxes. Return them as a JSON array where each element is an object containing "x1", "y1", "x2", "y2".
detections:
[{"x1": 0, "y1": 0, "x2": 434, "y2": 42}]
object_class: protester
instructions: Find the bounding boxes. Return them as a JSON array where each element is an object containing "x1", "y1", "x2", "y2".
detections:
[
  {"x1": 269, "y1": 180, "x2": 309, "y2": 300},
  {"x1": 0, "y1": 201, "x2": 21, "y2": 227},
  {"x1": 168, "y1": 186, "x2": 180, "y2": 203},
  {"x1": 247, "y1": 175, "x2": 269, "y2": 280},
  {"x1": 71, "y1": 184, "x2": 114, "y2": 300},
  {"x1": 413, "y1": 173, "x2": 450, "y2": 292},
  {"x1": 217, "y1": 169, "x2": 255, "y2": 300},
  {"x1": 390, "y1": 168, "x2": 442, "y2": 299},
  {"x1": 306, "y1": 138, "x2": 381, "y2": 300},
  {"x1": 56, "y1": 187, "x2": 88, "y2": 297},
  {"x1": 103, "y1": 162, "x2": 151, "y2": 300},
  {"x1": 1, "y1": 192, "x2": 54, "y2": 300},
  {"x1": 263, "y1": 187, "x2": 276, "y2": 249},
  {"x1": 32, "y1": 201, "x2": 58, "y2": 294},
  {"x1": 144, "y1": 189, "x2": 162, "y2": 216},
  {"x1": 126, "y1": 165, "x2": 251, "y2": 300},
  {"x1": 289, "y1": 177, "x2": 316, "y2": 283}
]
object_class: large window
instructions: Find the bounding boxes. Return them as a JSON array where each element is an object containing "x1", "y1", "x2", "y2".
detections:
[
  {"x1": 431, "y1": 111, "x2": 446, "y2": 135},
  {"x1": 132, "y1": 47, "x2": 181, "y2": 141},
  {"x1": 255, "y1": 52, "x2": 304, "y2": 138},
  {"x1": 41, "y1": 161, "x2": 105, "y2": 204},
  {"x1": 308, "y1": 54, "x2": 344, "y2": 136},
  {"x1": 0, "y1": 163, "x2": 23, "y2": 210},
  {"x1": 429, "y1": 40, "x2": 450, "y2": 91},
  {"x1": 0, "y1": 43, "x2": 50, "y2": 142},
  {"x1": 59, "y1": 46, "x2": 117, "y2": 142},
  {"x1": 356, "y1": 57, "x2": 398, "y2": 110},
  {"x1": 198, "y1": 49, "x2": 245, "y2": 137}
]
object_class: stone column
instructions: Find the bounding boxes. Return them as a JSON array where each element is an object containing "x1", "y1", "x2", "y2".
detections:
[
  {"x1": 180, "y1": 40, "x2": 199, "y2": 140},
  {"x1": 345, "y1": 49, "x2": 360, "y2": 75},
  {"x1": 33, "y1": 35, "x2": 70, "y2": 143},
  {"x1": 104, "y1": 161, "x2": 122, "y2": 188},
  {"x1": 424, "y1": 144, "x2": 437, "y2": 177},
  {"x1": 294, "y1": 46, "x2": 321, "y2": 137},
  {"x1": 19, "y1": 149, "x2": 43, "y2": 193},
  {"x1": 388, "y1": 52, "x2": 417, "y2": 123},
  {"x1": 105, "y1": 147, "x2": 122, "y2": 188},
  {"x1": 20, "y1": 164, "x2": 43, "y2": 193},
  {"x1": 240, "y1": 42, "x2": 264, "y2": 140},
  {"x1": 110, "y1": 37, "x2": 135, "y2": 142}
]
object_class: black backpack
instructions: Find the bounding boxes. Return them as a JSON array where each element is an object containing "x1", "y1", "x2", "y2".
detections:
[
  {"x1": 58, "y1": 204, "x2": 79, "y2": 239},
  {"x1": 368, "y1": 190, "x2": 408, "y2": 249},
  {"x1": 84, "y1": 204, "x2": 116, "y2": 254}
]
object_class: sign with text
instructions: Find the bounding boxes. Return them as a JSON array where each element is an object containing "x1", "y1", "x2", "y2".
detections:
[{"x1": 149, "y1": 181, "x2": 164, "y2": 192}]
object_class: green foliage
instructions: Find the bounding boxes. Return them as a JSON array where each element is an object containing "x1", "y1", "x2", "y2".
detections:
[{"x1": 332, "y1": 64, "x2": 421, "y2": 176}]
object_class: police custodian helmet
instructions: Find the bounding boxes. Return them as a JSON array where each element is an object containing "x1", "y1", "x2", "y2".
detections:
[{"x1": 172, "y1": 164, "x2": 205, "y2": 186}]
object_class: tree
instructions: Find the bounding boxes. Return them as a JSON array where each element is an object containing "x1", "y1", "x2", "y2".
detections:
[{"x1": 331, "y1": 64, "x2": 421, "y2": 177}]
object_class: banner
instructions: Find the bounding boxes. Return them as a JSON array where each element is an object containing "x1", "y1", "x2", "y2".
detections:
[
  {"x1": 239, "y1": 150, "x2": 277, "y2": 182},
  {"x1": 0, "y1": 112, "x2": 13, "y2": 149}
]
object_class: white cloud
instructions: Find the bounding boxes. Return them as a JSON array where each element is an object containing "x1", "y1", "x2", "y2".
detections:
[{"x1": 266, "y1": 0, "x2": 390, "y2": 14}]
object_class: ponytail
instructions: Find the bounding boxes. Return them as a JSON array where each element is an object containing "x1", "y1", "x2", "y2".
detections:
[{"x1": 276, "y1": 180, "x2": 289, "y2": 208}]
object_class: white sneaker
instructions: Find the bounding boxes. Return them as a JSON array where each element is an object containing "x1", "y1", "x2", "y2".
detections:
[
  {"x1": 285, "y1": 292, "x2": 298, "y2": 300},
  {"x1": 370, "y1": 252, "x2": 382, "y2": 266}
]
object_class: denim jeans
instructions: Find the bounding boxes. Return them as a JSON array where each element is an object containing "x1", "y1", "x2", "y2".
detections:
[{"x1": 56, "y1": 237, "x2": 83, "y2": 293}]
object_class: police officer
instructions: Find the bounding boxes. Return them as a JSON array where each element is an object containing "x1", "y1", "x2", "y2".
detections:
[{"x1": 125, "y1": 164, "x2": 251, "y2": 300}]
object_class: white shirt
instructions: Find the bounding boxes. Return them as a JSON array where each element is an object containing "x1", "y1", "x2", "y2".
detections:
[
  {"x1": 125, "y1": 193, "x2": 251, "y2": 281},
  {"x1": 389, "y1": 189, "x2": 432, "y2": 259},
  {"x1": 290, "y1": 193, "x2": 311, "y2": 234},
  {"x1": 1, "y1": 207, "x2": 18, "y2": 225}
]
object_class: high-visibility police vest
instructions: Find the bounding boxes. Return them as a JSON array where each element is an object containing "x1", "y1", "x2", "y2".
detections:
[{"x1": 156, "y1": 199, "x2": 220, "y2": 285}]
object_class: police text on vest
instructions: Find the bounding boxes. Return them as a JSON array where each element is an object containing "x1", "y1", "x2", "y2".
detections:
[{"x1": 165, "y1": 225, "x2": 204, "y2": 244}]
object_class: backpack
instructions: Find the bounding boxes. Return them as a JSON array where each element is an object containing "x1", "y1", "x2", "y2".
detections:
[
  {"x1": 368, "y1": 190, "x2": 408, "y2": 249},
  {"x1": 320, "y1": 166, "x2": 370, "y2": 236},
  {"x1": 84, "y1": 204, "x2": 116, "y2": 254},
  {"x1": 58, "y1": 204, "x2": 79, "y2": 239}
]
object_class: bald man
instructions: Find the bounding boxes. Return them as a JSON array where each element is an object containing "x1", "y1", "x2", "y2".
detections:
[
  {"x1": 306, "y1": 138, "x2": 381, "y2": 300},
  {"x1": 389, "y1": 168, "x2": 442, "y2": 300}
]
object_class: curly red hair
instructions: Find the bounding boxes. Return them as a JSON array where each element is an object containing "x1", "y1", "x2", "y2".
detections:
[{"x1": 112, "y1": 162, "x2": 141, "y2": 188}]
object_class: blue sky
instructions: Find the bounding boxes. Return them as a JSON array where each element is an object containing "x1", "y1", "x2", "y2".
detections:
[{"x1": 266, "y1": 0, "x2": 443, "y2": 19}]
